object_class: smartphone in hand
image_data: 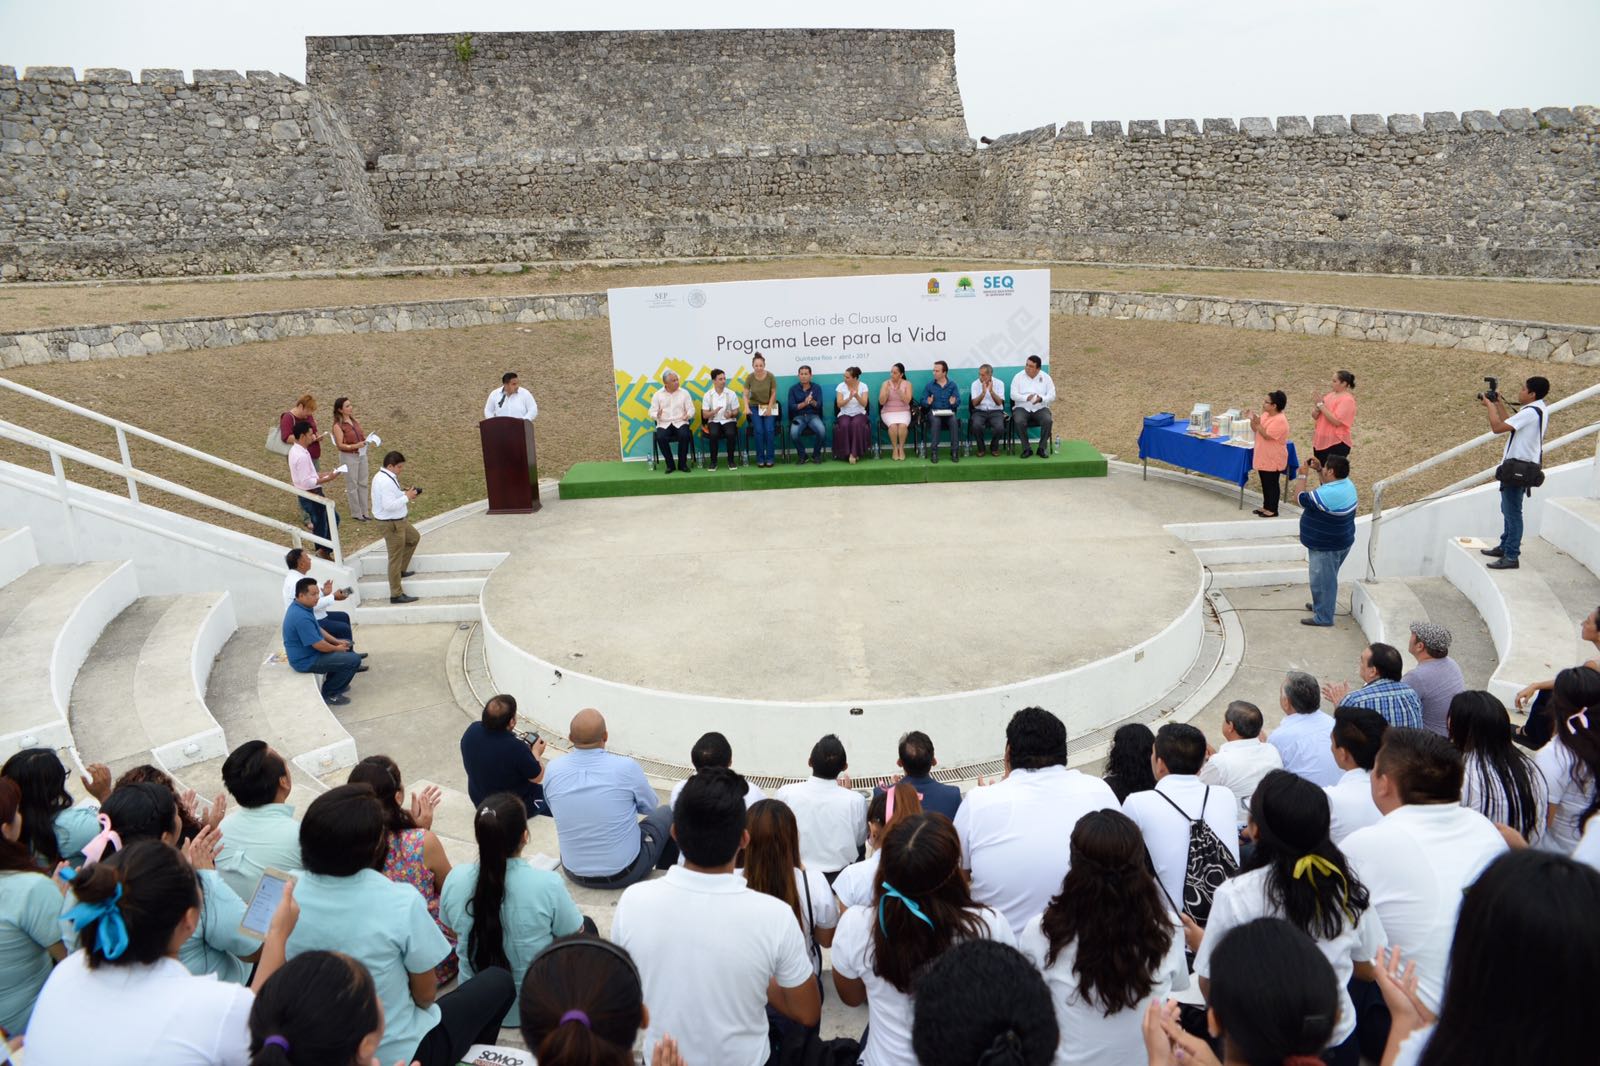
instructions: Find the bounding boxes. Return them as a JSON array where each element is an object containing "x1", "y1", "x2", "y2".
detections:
[{"x1": 239, "y1": 869, "x2": 295, "y2": 939}]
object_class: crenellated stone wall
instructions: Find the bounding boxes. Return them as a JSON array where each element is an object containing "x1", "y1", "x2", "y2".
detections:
[{"x1": 0, "y1": 66, "x2": 381, "y2": 246}]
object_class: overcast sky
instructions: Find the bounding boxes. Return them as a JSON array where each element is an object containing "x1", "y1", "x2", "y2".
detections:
[{"x1": 4, "y1": 0, "x2": 1597, "y2": 138}]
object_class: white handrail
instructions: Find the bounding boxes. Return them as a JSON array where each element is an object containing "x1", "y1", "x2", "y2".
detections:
[{"x1": 0, "y1": 378, "x2": 340, "y2": 563}]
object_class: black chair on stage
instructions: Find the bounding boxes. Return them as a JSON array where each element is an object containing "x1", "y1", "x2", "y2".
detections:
[
  {"x1": 833, "y1": 390, "x2": 878, "y2": 461},
  {"x1": 1011, "y1": 399, "x2": 1054, "y2": 456},
  {"x1": 916, "y1": 394, "x2": 966, "y2": 460},
  {"x1": 648, "y1": 423, "x2": 697, "y2": 471}
]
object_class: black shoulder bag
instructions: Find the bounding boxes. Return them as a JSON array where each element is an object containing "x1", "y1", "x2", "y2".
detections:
[{"x1": 1495, "y1": 405, "x2": 1545, "y2": 491}]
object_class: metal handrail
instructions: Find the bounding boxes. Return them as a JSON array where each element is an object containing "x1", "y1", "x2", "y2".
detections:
[
  {"x1": 0, "y1": 376, "x2": 340, "y2": 562},
  {"x1": 1367, "y1": 381, "x2": 1600, "y2": 574}
]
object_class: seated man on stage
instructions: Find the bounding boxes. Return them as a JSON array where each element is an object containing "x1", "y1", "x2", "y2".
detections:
[
  {"x1": 923, "y1": 360, "x2": 960, "y2": 464},
  {"x1": 702, "y1": 368, "x2": 742, "y2": 470},
  {"x1": 648, "y1": 371, "x2": 695, "y2": 473},
  {"x1": 970, "y1": 363, "x2": 1007, "y2": 456},
  {"x1": 788, "y1": 365, "x2": 826, "y2": 464},
  {"x1": 1010, "y1": 355, "x2": 1056, "y2": 457}
]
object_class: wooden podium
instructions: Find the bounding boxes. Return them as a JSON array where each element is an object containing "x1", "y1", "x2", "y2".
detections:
[{"x1": 479, "y1": 417, "x2": 541, "y2": 514}]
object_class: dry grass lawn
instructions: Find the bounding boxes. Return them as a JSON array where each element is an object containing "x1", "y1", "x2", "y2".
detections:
[
  {"x1": 3, "y1": 312, "x2": 1596, "y2": 553},
  {"x1": 1, "y1": 257, "x2": 1597, "y2": 332}
]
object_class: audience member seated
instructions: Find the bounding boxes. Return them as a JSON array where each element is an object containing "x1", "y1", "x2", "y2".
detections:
[
  {"x1": 347, "y1": 756, "x2": 455, "y2": 983},
  {"x1": 876, "y1": 729, "x2": 962, "y2": 820},
  {"x1": 1122, "y1": 723, "x2": 1240, "y2": 920},
  {"x1": 440, "y1": 793, "x2": 587, "y2": 1027},
  {"x1": 519, "y1": 936, "x2": 686, "y2": 1066},
  {"x1": 1324, "y1": 706, "x2": 1387, "y2": 844},
  {"x1": 955, "y1": 707, "x2": 1118, "y2": 935},
  {"x1": 115, "y1": 763, "x2": 222, "y2": 845},
  {"x1": 648, "y1": 371, "x2": 695, "y2": 473},
  {"x1": 1017, "y1": 810, "x2": 1187, "y2": 1066},
  {"x1": 284, "y1": 784, "x2": 514, "y2": 1066},
  {"x1": 1402, "y1": 622, "x2": 1465, "y2": 736},
  {"x1": 0, "y1": 777, "x2": 65, "y2": 1037},
  {"x1": 460, "y1": 693, "x2": 548, "y2": 817},
  {"x1": 833, "y1": 782, "x2": 922, "y2": 911},
  {"x1": 2, "y1": 747, "x2": 110, "y2": 868},
  {"x1": 28, "y1": 839, "x2": 291, "y2": 1065},
  {"x1": 667, "y1": 731, "x2": 766, "y2": 810},
  {"x1": 1447, "y1": 691, "x2": 1549, "y2": 847},
  {"x1": 71, "y1": 783, "x2": 259, "y2": 984},
  {"x1": 613, "y1": 768, "x2": 819, "y2": 1066},
  {"x1": 834, "y1": 365, "x2": 871, "y2": 463},
  {"x1": 217, "y1": 741, "x2": 303, "y2": 902},
  {"x1": 282, "y1": 576, "x2": 362, "y2": 706},
  {"x1": 743, "y1": 799, "x2": 838, "y2": 975},
  {"x1": 1323, "y1": 643, "x2": 1423, "y2": 730},
  {"x1": 543, "y1": 709, "x2": 676, "y2": 889},
  {"x1": 922, "y1": 360, "x2": 961, "y2": 463},
  {"x1": 247, "y1": 951, "x2": 388, "y2": 1066},
  {"x1": 1198, "y1": 701, "x2": 1283, "y2": 820},
  {"x1": 1513, "y1": 603, "x2": 1599, "y2": 746},
  {"x1": 913, "y1": 940, "x2": 1059, "y2": 1066},
  {"x1": 1011, "y1": 355, "x2": 1056, "y2": 457},
  {"x1": 1194, "y1": 771, "x2": 1380, "y2": 1066},
  {"x1": 967, "y1": 363, "x2": 1008, "y2": 458},
  {"x1": 788, "y1": 365, "x2": 826, "y2": 465},
  {"x1": 1375, "y1": 850, "x2": 1600, "y2": 1066},
  {"x1": 1268, "y1": 670, "x2": 1342, "y2": 787},
  {"x1": 701, "y1": 367, "x2": 742, "y2": 470},
  {"x1": 1533, "y1": 666, "x2": 1600, "y2": 853},
  {"x1": 774, "y1": 734, "x2": 868, "y2": 880},
  {"x1": 833, "y1": 812, "x2": 1016, "y2": 1066},
  {"x1": 1341, "y1": 729, "x2": 1508, "y2": 1017},
  {"x1": 1144, "y1": 917, "x2": 1338, "y2": 1066},
  {"x1": 1101, "y1": 724, "x2": 1156, "y2": 804},
  {"x1": 281, "y1": 547, "x2": 354, "y2": 646}
]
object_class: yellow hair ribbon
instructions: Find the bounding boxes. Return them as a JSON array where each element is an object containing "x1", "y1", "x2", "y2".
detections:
[{"x1": 1292, "y1": 854, "x2": 1358, "y2": 924}]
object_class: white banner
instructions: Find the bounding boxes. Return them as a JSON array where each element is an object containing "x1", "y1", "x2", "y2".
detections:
[{"x1": 608, "y1": 269, "x2": 1050, "y2": 459}]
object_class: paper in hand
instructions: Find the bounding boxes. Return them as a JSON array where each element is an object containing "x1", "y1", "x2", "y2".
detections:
[
  {"x1": 365, "y1": 433, "x2": 381, "y2": 446},
  {"x1": 334, "y1": 464, "x2": 350, "y2": 474}
]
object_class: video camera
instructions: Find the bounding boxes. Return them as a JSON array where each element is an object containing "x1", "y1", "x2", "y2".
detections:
[{"x1": 1476, "y1": 376, "x2": 1500, "y2": 403}]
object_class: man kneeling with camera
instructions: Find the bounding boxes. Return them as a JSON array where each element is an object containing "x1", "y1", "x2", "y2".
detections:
[
  {"x1": 1481, "y1": 376, "x2": 1550, "y2": 571},
  {"x1": 372, "y1": 449, "x2": 423, "y2": 601}
]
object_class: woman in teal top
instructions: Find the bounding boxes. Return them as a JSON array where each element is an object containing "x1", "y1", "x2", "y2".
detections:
[
  {"x1": 1, "y1": 748, "x2": 110, "y2": 868},
  {"x1": 440, "y1": 792, "x2": 587, "y2": 1025},
  {"x1": 0, "y1": 778, "x2": 66, "y2": 1035}
]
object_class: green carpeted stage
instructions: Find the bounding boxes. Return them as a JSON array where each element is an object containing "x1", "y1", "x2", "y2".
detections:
[{"x1": 558, "y1": 440, "x2": 1107, "y2": 499}]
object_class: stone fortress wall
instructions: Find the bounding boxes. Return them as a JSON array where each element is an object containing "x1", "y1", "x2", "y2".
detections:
[{"x1": 0, "y1": 29, "x2": 1596, "y2": 281}]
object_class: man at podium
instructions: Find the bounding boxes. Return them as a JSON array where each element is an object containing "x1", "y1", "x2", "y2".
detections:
[{"x1": 484, "y1": 371, "x2": 538, "y2": 421}]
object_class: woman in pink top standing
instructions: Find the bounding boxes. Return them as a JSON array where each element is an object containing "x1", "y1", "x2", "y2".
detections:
[
  {"x1": 1248, "y1": 391, "x2": 1290, "y2": 518},
  {"x1": 1311, "y1": 370, "x2": 1356, "y2": 469}
]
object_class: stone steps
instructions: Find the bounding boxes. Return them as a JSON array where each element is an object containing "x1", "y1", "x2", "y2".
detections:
[
  {"x1": 1188, "y1": 534, "x2": 1306, "y2": 566},
  {"x1": 355, "y1": 569, "x2": 492, "y2": 602},
  {"x1": 0, "y1": 527, "x2": 39, "y2": 591},
  {"x1": 1203, "y1": 560, "x2": 1309, "y2": 589},
  {"x1": 1541, "y1": 497, "x2": 1600, "y2": 580},
  {"x1": 350, "y1": 593, "x2": 481, "y2": 625}
]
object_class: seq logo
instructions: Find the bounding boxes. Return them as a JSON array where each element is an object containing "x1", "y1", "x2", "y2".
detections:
[{"x1": 982, "y1": 274, "x2": 1016, "y2": 295}]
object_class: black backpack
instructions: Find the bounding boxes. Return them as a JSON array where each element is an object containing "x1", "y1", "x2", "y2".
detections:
[{"x1": 1150, "y1": 786, "x2": 1238, "y2": 927}]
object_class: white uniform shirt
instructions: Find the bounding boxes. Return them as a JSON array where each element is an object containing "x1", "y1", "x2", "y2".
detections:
[
  {"x1": 730, "y1": 867, "x2": 838, "y2": 976},
  {"x1": 954, "y1": 766, "x2": 1119, "y2": 935},
  {"x1": 1010, "y1": 369, "x2": 1057, "y2": 412},
  {"x1": 1198, "y1": 738, "x2": 1283, "y2": 819},
  {"x1": 1502, "y1": 398, "x2": 1547, "y2": 463},
  {"x1": 970, "y1": 377, "x2": 1007, "y2": 411},
  {"x1": 281, "y1": 570, "x2": 336, "y2": 620},
  {"x1": 612, "y1": 867, "x2": 813, "y2": 1066},
  {"x1": 371, "y1": 467, "x2": 409, "y2": 521},
  {"x1": 1341, "y1": 804, "x2": 1508, "y2": 1010},
  {"x1": 773, "y1": 777, "x2": 868, "y2": 873},
  {"x1": 1268, "y1": 710, "x2": 1342, "y2": 787},
  {"x1": 485, "y1": 386, "x2": 538, "y2": 421},
  {"x1": 1018, "y1": 911, "x2": 1188, "y2": 1066},
  {"x1": 703, "y1": 387, "x2": 741, "y2": 424},
  {"x1": 1574, "y1": 814, "x2": 1600, "y2": 874},
  {"x1": 648, "y1": 387, "x2": 695, "y2": 428},
  {"x1": 1324, "y1": 768, "x2": 1383, "y2": 844},
  {"x1": 1534, "y1": 740, "x2": 1594, "y2": 853},
  {"x1": 832, "y1": 851, "x2": 880, "y2": 910},
  {"x1": 1121, "y1": 776, "x2": 1241, "y2": 912},
  {"x1": 1194, "y1": 866, "x2": 1384, "y2": 1048},
  {"x1": 832, "y1": 904, "x2": 1014, "y2": 1066}
]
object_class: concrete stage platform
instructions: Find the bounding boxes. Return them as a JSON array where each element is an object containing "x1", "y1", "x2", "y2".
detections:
[
  {"x1": 558, "y1": 440, "x2": 1107, "y2": 499},
  {"x1": 418, "y1": 468, "x2": 1251, "y2": 780}
]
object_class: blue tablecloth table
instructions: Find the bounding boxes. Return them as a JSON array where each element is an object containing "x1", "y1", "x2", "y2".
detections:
[{"x1": 1137, "y1": 419, "x2": 1300, "y2": 507}]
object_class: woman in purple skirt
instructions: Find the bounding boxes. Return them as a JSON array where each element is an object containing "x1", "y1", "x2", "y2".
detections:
[{"x1": 834, "y1": 366, "x2": 871, "y2": 463}]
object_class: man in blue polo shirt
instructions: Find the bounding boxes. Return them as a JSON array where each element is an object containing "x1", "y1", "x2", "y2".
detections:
[
  {"x1": 874, "y1": 730, "x2": 962, "y2": 820},
  {"x1": 787, "y1": 365, "x2": 826, "y2": 464},
  {"x1": 283, "y1": 576, "x2": 364, "y2": 704},
  {"x1": 923, "y1": 360, "x2": 961, "y2": 464},
  {"x1": 1296, "y1": 454, "x2": 1358, "y2": 627}
]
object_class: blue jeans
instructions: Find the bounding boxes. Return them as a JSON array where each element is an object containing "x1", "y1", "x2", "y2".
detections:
[
  {"x1": 752, "y1": 414, "x2": 776, "y2": 464},
  {"x1": 1499, "y1": 484, "x2": 1526, "y2": 561},
  {"x1": 790, "y1": 413, "x2": 825, "y2": 458},
  {"x1": 1307, "y1": 546, "x2": 1350, "y2": 625},
  {"x1": 305, "y1": 650, "x2": 362, "y2": 698},
  {"x1": 320, "y1": 611, "x2": 352, "y2": 645},
  {"x1": 298, "y1": 489, "x2": 339, "y2": 546}
]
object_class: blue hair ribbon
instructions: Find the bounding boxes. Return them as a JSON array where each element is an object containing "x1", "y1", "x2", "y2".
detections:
[
  {"x1": 878, "y1": 881, "x2": 934, "y2": 935},
  {"x1": 60, "y1": 867, "x2": 130, "y2": 961}
]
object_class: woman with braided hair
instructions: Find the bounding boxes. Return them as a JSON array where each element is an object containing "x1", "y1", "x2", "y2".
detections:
[
  {"x1": 1192, "y1": 770, "x2": 1379, "y2": 1066},
  {"x1": 1016, "y1": 809, "x2": 1187, "y2": 1066},
  {"x1": 832, "y1": 812, "x2": 1014, "y2": 1066}
]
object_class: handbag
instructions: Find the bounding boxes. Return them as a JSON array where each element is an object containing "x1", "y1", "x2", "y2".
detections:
[
  {"x1": 265, "y1": 414, "x2": 292, "y2": 456},
  {"x1": 1494, "y1": 406, "x2": 1545, "y2": 490},
  {"x1": 767, "y1": 872, "x2": 860, "y2": 1066}
]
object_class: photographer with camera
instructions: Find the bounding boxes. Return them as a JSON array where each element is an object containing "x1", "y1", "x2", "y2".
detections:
[
  {"x1": 460, "y1": 693, "x2": 549, "y2": 817},
  {"x1": 371, "y1": 449, "x2": 422, "y2": 603},
  {"x1": 1481, "y1": 376, "x2": 1551, "y2": 571}
]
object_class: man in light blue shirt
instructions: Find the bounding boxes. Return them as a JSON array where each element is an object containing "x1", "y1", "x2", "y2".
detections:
[
  {"x1": 1267, "y1": 670, "x2": 1342, "y2": 787},
  {"x1": 216, "y1": 741, "x2": 303, "y2": 901},
  {"x1": 542, "y1": 708, "x2": 675, "y2": 888}
]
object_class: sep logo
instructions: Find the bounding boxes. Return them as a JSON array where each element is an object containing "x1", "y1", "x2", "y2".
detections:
[{"x1": 982, "y1": 275, "x2": 1015, "y2": 294}]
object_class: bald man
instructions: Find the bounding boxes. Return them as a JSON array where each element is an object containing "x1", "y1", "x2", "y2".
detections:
[{"x1": 542, "y1": 708, "x2": 677, "y2": 887}]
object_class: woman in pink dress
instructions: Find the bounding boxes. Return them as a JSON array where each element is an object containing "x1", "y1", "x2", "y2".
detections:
[
  {"x1": 1248, "y1": 390, "x2": 1291, "y2": 518},
  {"x1": 879, "y1": 362, "x2": 913, "y2": 461},
  {"x1": 347, "y1": 754, "x2": 458, "y2": 983}
]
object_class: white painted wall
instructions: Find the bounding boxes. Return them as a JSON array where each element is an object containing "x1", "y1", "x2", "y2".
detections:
[{"x1": 0, "y1": 527, "x2": 39, "y2": 590}]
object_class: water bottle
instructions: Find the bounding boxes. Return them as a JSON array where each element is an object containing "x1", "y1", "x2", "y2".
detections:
[{"x1": 1053, "y1": 434, "x2": 1062, "y2": 456}]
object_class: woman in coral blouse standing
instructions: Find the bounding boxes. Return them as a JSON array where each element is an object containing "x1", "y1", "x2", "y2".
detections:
[
  {"x1": 1311, "y1": 370, "x2": 1357, "y2": 470},
  {"x1": 1249, "y1": 390, "x2": 1290, "y2": 518}
]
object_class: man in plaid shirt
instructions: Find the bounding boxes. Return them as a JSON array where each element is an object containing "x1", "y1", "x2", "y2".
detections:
[{"x1": 1322, "y1": 642, "x2": 1423, "y2": 729}]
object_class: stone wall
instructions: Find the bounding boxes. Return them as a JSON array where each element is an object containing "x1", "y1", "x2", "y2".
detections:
[
  {"x1": 0, "y1": 66, "x2": 381, "y2": 245},
  {"x1": 976, "y1": 109, "x2": 1600, "y2": 276},
  {"x1": 306, "y1": 29, "x2": 969, "y2": 163},
  {"x1": 370, "y1": 138, "x2": 977, "y2": 228}
]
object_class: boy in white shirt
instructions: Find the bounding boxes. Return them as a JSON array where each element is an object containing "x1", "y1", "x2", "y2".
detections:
[
  {"x1": 1324, "y1": 705, "x2": 1386, "y2": 843},
  {"x1": 775, "y1": 734, "x2": 867, "y2": 878},
  {"x1": 1198, "y1": 700, "x2": 1282, "y2": 819},
  {"x1": 1123, "y1": 722, "x2": 1241, "y2": 912}
]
